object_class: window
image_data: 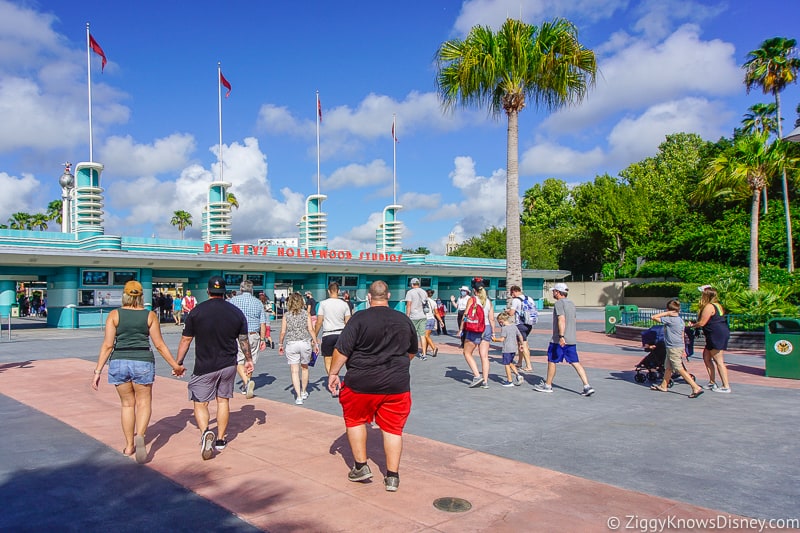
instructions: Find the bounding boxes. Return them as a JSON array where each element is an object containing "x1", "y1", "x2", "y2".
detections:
[
  {"x1": 246, "y1": 274, "x2": 264, "y2": 287},
  {"x1": 224, "y1": 273, "x2": 244, "y2": 287},
  {"x1": 113, "y1": 271, "x2": 137, "y2": 285},
  {"x1": 82, "y1": 270, "x2": 109, "y2": 286}
]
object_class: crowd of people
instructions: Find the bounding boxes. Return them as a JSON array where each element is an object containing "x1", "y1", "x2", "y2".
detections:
[{"x1": 91, "y1": 275, "x2": 731, "y2": 490}]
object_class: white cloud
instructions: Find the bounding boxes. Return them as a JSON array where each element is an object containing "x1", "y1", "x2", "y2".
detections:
[
  {"x1": 433, "y1": 156, "x2": 507, "y2": 235},
  {"x1": 323, "y1": 160, "x2": 391, "y2": 190},
  {"x1": 99, "y1": 134, "x2": 196, "y2": 178},
  {"x1": 398, "y1": 192, "x2": 442, "y2": 211},
  {"x1": 521, "y1": 142, "x2": 606, "y2": 176},
  {"x1": 543, "y1": 24, "x2": 740, "y2": 133},
  {"x1": 0, "y1": 171, "x2": 40, "y2": 220},
  {"x1": 632, "y1": 0, "x2": 726, "y2": 42}
]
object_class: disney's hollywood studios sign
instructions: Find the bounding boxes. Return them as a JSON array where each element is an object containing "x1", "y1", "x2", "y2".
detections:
[{"x1": 203, "y1": 243, "x2": 403, "y2": 262}]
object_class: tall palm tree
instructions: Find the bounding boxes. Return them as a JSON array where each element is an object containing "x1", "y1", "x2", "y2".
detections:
[
  {"x1": 743, "y1": 37, "x2": 800, "y2": 271},
  {"x1": 226, "y1": 191, "x2": 239, "y2": 210},
  {"x1": 46, "y1": 200, "x2": 63, "y2": 225},
  {"x1": 693, "y1": 133, "x2": 795, "y2": 290},
  {"x1": 170, "y1": 210, "x2": 193, "y2": 240},
  {"x1": 30, "y1": 213, "x2": 49, "y2": 231},
  {"x1": 742, "y1": 102, "x2": 778, "y2": 135},
  {"x1": 8, "y1": 212, "x2": 31, "y2": 230},
  {"x1": 436, "y1": 18, "x2": 596, "y2": 289}
]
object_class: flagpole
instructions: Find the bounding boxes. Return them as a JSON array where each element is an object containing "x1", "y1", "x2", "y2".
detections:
[
  {"x1": 316, "y1": 90, "x2": 321, "y2": 196},
  {"x1": 392, "y1": 114, "x2": 397, "y2": 205},
  {"x1": 218, "y1": 62, "x2": 224, "y2": 183},
  {"x1": 86, "y1": 23, "x2": 94, "y2": 162}
]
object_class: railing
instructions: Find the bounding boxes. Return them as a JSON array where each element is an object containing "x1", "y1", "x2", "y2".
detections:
[
  {"x1": 0, "y1": 314, "x2": 10, "y2": 341},
  {"x1": 622, "y1": 308, "x2": 772, "y2": 332}
]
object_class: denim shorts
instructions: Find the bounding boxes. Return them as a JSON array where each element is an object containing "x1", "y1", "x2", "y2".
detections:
[{"x1": 108, "y1": 359, "x2": 155, "y2": 385}]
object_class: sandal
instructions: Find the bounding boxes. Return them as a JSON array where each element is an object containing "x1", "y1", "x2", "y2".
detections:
[
  {"x1": 134, "y1": 435, "x2": 147, "y2": 464},
  {"x1": 688, "y1": 390, "x2": 704, "y2": 399},
  {"x1": 649, "y1": 385, "x2": 668, "y2": 392}
]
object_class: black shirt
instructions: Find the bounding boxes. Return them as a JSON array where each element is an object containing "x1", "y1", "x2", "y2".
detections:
[
  {"x1": 306, "y1": 296, "x2": 317, "y2": 316},
  {"x1": 335, "y1": 306, "x2": 418, "y2": 394},
  {"x1": 183, "y1": 298, "x2": 247, "y2": 376}
]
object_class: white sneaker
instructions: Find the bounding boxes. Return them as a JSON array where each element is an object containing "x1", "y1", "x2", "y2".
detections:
[
  {"x1": 301, "y1": 391, "x2": 309, "y2": 400},
  {"x1": 713, "y1": 387, "x2": 731, "y2": 394},
  {"x1": 533, "y1": 380, "x2": 553, "y2": 393},
  {"x1": 295, "y1": 397, "x2": 303, "y2": 405}
]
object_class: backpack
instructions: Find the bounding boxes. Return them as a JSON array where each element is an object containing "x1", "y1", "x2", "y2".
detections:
[
  {"x1": 515, "y1": 296, "x2": 538, "y2": 326},
  {"x1": 463, "y1": 297, "x2": 486, "y2": 333}
]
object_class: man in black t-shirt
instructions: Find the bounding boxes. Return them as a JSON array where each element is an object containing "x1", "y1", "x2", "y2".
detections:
[
  {"x1": 328, "y1": 280, "x2": 417, "y2": 493},
  {"x1": 176, "y1": 276, "x2": 252, "y2": 460}
]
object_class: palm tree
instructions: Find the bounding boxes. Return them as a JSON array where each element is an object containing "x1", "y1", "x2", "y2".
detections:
[
  {"x1": 743, "y1": 37, "x2": 800, "y2": 271},
  {"x1": 436, "y1": 18, "x2": 596, "y2": 289},
  {"x1": 46, "y1": 200, "x2": 63, "y2": 225},
  {"x1": 226, "y1": 191, "x2": 239, "y2": 210},
  {"x1": 693, "y1": 133, "x2": 795, "y2": 290},
  {"x1": 170, "y1": 210, "x2": 193, "y2": 240},
  {"x1": 742, "y1": 103, "x2": 778, "y2": 135},
  {"x1": 8, "y1": 212, "x2": 31, "y2": 230},
  {"x1": 30, "y1": 213, "x2": 49, "y2": 231}
]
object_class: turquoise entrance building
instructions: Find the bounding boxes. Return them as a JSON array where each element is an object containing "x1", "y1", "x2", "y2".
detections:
[{"x1": 0, "y1": 163, "x2": 568, "y2": 328}]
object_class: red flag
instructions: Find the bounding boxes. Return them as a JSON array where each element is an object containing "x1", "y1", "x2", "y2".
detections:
[
  {"x1": 89, "y1": 34, "x2": 107, "y2": 72},
  {"x1": 392, "y1": 122, "x2": 398, "y2": 142},
  {"x1": 220, "y1": 72, "x2": 232, "y2": 98},
  {"x1": 317, "y1": 98, "x2": 322, "y2": 123}
]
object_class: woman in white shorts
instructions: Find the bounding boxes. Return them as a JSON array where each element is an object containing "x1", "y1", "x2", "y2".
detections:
[{"x1": 279, "y1": 292, "x2": 319, "y2": 404}]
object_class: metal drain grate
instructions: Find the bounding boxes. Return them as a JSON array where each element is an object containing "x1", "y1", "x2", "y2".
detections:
[{"x1": 433, "y1": 497, "x2": 472, "y2": 512}]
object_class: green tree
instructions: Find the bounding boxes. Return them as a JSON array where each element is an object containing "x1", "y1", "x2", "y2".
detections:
[
  {"x1": 403, "y1": 246, "x2": 430, "y2": 255},
  {"x1": 436, "y1": 18, "x2": 596, "y2": 289},
  {"x1": 30, "y1": 213, "x2": 49, "y2": 231},
  {"x1": 743, "y1": 36, "x2": 800, "y2": 271},
  {"x1": 226, "y1": 191, "x2": 239, "y2": 210},
  {"x1": 47, "y1": 200, "x2": 63, "y2": 225},
  {"x1": 742, "y1": 102, "x2": 778, "y2": 135},
  {"x1": 693, "y1": 133, "x2": 793, "y2": 290},
  {"x1": 8, "y1": 212, "x2": 31, "y2": 230},
  {"x1": 170, "y1": 210, "x2": 193, "y2": 240},
  {"x1": 449, "y1": 226, "x2": 559, "y2": 270},
  {"x1": 521, "y1": 178, "x2": 573, "y2": 229}
]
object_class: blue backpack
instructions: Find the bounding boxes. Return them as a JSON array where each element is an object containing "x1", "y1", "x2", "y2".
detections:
[{"x1": 515, "y1": 296, "x2": 538, "y2": 326}]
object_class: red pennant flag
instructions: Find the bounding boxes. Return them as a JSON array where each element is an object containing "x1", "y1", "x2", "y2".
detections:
[
  {"x1": 317, "y1": 98, "x2": 322, "y2": 123},
  {"x1": 392, "y1": 122, "x2": 398, "y2": 142},
  {"x1": 89, "y1": 34, "x2": 107, "y2": 72},
  {"x1": 220, "y1": 72, "x2": 232, "y2": 98}
]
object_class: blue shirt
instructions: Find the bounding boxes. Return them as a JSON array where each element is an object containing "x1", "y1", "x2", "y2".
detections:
[{"x1": 228, "y1": 293, "x2": 267, "y2": 333}]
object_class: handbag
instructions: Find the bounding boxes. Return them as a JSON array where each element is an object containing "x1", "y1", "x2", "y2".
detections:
[{"x1": 309, "y1": 350, "x2": 318, "y2": 367}]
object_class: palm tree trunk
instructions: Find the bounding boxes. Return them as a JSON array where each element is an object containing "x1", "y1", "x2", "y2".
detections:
[
  {"x1": 506, "y1": 110, "x2": 522, "y2": 292},
  {"x1": 776, "y1": 92, "x2": 795, "y2": 272},
  {"x1": 750, "y1": 189, "x2": 761, "y2": 291}
]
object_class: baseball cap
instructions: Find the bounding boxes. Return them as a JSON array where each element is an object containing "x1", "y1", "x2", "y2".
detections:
[
  {"x1": 552, "y1": 282, "x2": 569, "y2": 293},
  {"x1": 459, "y1": 286, "x2": 469, "y2": 292},
  {"x1": 123, "y1": 280, "x2": 143, "y2": 296},
  {"x1": 698, "y1": 284, "x2": 712, "y2": 292},
  {"x1": 207, "y1": 276, "x2": 226, "y2": 295},
  {"x1": 410, "y1": 278, "x2": 420, "y2": 285}
]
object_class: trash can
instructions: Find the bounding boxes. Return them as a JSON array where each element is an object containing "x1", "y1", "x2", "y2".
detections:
[
  {"x1": 10, "y1": 304, "x2": 19, "y2": 318},
  {"x1": 621, "y1": 305, "x2": 639, "y2": 326},
  {"x1": 765, "y1": 318, "x2": 800, "y2": 379},
  {"x1": 605, "y1": 305, "x2": 622, "y2": 334}
]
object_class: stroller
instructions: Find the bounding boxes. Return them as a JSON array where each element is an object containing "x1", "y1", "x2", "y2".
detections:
[{"x1": 634, "y1": 324, "x2": 697, "y2": 386}]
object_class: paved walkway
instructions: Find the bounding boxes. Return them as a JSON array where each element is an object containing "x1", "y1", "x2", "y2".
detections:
[{"x1": 1, "y1": 310, "x2": 798, "y2": 531}]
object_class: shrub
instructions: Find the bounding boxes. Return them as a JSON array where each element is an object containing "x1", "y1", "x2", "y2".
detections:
[{"x1": 624, "y1": 282, "x2": 684, "y2": 297}]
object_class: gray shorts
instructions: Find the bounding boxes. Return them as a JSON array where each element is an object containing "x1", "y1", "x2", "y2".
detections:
[
  {"x1": 188, "y1": 365, "x2": 237, "y2": 402},
  {"x1": 236, "y1": 332, "x2": 262, "y2": 366}
]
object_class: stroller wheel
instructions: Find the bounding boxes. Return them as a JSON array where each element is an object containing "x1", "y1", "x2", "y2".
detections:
[
  {"x1": 667, "y1": 379, "x2": 674, "y2": 388},
  {"x1": 634, "y1": 373, "x2": 646, "y2": 383},
  {"x1": 647, "y1": 371, "x2": 659, "y2": 382}
]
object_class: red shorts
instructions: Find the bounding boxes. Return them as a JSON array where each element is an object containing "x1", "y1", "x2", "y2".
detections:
[{"x1": 339, "y1": 384, "x2": 411, "y2": 436}]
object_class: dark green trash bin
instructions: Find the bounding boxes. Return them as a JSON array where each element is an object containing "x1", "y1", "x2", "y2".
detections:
[
  {"x1": 765, "y1": 318, "x2": 800, "y2": 380},
  {"x1": 605, "y1": 305, "x2": 622, "y2": 334},
  {"x1": 621, "y1": 305, "x2": 639, "y2": 325}
]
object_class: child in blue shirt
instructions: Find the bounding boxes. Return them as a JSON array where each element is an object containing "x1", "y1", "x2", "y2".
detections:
[{"x1": 494, "y1": 311, "x2": 524, "y2": 387}]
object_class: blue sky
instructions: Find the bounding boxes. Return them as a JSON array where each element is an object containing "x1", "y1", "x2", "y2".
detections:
[{"x1": 1, "y1": 0, "x2": 799, "y2": 253}]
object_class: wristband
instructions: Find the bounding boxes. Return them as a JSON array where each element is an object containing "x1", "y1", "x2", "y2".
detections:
[{"x1": 93, "y1": 369, "x2": 102, "y2": 375}]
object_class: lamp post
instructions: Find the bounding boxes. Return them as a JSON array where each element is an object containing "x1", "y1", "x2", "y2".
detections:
[
  {"x1": 58, "y1": 162, "x2": 75, "y2": 233},
  {"x1": 785, "y1": 126, "x2": 800, "y2": 143}
]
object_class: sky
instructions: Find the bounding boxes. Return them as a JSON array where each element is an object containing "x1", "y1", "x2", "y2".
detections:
[{"x1": 1, "y1": 0, "x2": 799, "y2": 253}]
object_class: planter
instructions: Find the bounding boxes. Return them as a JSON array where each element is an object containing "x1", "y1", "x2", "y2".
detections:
[{"x1": 613, "y1": 325, "x2": 764, "y2": 351}]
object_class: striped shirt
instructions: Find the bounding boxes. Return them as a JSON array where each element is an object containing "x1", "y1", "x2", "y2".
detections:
[{"x1": 228, "y1": 293, "x2": 267, "y2": 333}]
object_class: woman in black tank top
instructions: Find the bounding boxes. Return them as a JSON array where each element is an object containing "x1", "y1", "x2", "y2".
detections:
[
  {"x1": 92, "y1": 281, "x2": 185, "y2": 462},
  {"x1": 692, "y1": 286, "x2": 732, "y2": 394}
]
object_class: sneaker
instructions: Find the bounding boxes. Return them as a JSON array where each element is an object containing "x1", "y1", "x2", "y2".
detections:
[
  {"x1": 301, "y1": 391, "x2": 309, "y2": 400},
  {"x1": 468, "y1": 376, "x2": 484, "y2": 388},
  {"x1": 418, "y1": 353, "x2": 427, "y2": 361},
  {"x1": 514, "y1": 374, "x2": 524, "y2": 386},
  {"x1": 246, "y1": 380, "x2": 255, "y2": 399},
  {"x1": 239, "y1": 384, "x2": 247, "y2": 395},
  {"x1": 384, "y1": 476, "x2": 399, "y2": 492},
  {"x1": 713, "y1": 387, "x2": 731, "y2": 394},
  {"x1": 501, "y1": 379, "x2": 514, "y2": 387},
  {"x1": 481, "y1": 381, "x2": 489, "y2": 389},
  {"x1": 295, "y1": 397, "x2": 303, "y2": 405},
  {"x1": 201, "y1": 429, "x2": 215, "y2": 460},
  {"x1": 706, "y1": 382, "x2": 719, "y2": 391},
  {"x1": 582, "y1": 384, "x2": 595, "y2": 397},
  {"x1": 214, "y1": 439, "x2": 227, "y2": 451},
  {"x1": 533, "y1": 381, "x2": 553, "y2": 393},
  {"x1": 348, "y1": 464, "x2": 373, "y2": 482}
]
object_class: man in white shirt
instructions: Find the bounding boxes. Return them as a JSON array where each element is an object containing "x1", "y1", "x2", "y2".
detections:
[
  {"x1": 509, "y1": 285, "x2": 534, "y2": 372},
  {"x1": 451, "y1": 286, "x2": 470, "y2": 348},
  {"x1": 405, "y1": 278, "x2": 429, "y2": 360},
  {"x1": 314, "y1": 281, "x2": 352, "y2": 374}
]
